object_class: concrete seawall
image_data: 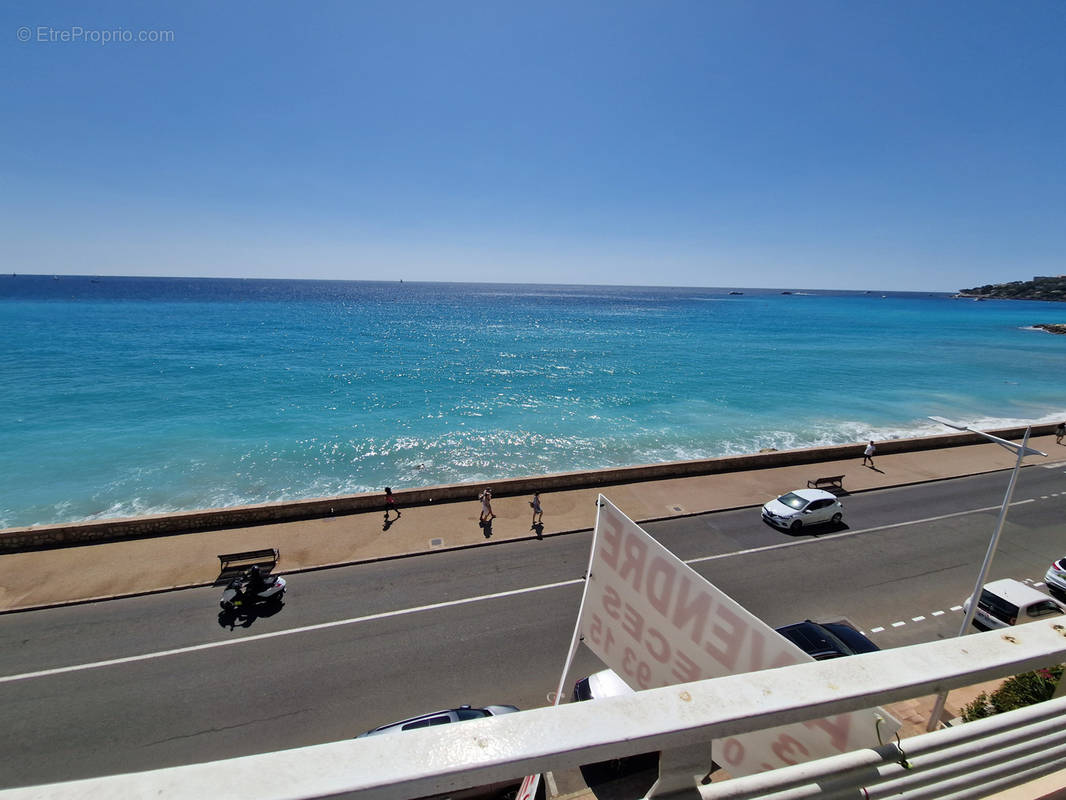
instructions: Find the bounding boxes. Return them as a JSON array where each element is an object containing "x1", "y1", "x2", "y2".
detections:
[{"x1": 0, "y1": 424, "x2": 1053, "y2": 553}]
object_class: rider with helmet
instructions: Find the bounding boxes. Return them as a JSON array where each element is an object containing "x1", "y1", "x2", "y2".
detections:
[{"x1": 244, "y1": 564, "x2": 267, "y2": 597}]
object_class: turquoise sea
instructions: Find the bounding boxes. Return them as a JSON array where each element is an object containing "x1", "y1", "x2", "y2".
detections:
[{"x1": 2, "y1": 275, "x2": 1065, "y2": 529}]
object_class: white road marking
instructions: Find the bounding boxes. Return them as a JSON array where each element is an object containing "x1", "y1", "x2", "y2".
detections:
[
  {"x1": 865, "y1": 606, "x2": 971, "y2": 635},
  {"x1": 0, "y1": 497, "x2": 1042, "y2": 684},
  {"x1": 0, "y1": 578, "x2": 583, "y2": 684}
]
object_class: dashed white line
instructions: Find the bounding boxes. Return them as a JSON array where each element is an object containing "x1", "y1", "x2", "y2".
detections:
[{"x1": 865, "y1": 607, "x2": 966, "y2": 634}]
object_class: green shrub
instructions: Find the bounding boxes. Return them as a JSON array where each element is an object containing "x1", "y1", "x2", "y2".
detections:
[{"x1": 961, "y1": 666, "x2": 1063, "y2": 722}]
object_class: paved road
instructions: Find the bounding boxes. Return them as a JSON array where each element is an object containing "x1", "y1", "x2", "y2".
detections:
[{"x1": 1, "y1": 466, "x2": 1064, "y2": 790}]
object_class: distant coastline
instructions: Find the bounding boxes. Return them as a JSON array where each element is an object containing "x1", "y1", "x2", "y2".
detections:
[{"x1": 958, "y1": 275, "x2": 1066, "y2": 302}]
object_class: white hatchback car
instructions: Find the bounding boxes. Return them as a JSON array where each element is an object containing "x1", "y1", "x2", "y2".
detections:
[{"x1": 761, "y1": 488, "x2": 844, "y2": 531}]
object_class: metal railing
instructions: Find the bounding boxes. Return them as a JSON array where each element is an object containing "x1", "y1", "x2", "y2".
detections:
[{"x1": 2, "y1": 619, "x2": 1064, "y2": 799}]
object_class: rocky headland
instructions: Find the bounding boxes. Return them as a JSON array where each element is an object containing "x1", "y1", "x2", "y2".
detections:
[
  {"x1": 1033, "y1": 324, "x2": 1066, "y2": 335},
  {"x1": 958, "y1": 275, "x2": 1066, "y2": 302}
]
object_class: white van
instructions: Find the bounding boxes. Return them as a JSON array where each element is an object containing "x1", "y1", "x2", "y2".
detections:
[{"x1": 964, "y1": 578, "x2": 1066, "y2": 630}]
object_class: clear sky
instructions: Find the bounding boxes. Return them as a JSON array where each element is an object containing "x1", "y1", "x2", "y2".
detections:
[{"x1": 2, "y1": 1, "x2": 1063, "y2": 291}]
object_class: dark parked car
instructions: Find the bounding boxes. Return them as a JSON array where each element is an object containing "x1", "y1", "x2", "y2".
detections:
[{"x1": 773, "y1": 619, "x2": 880, "y2": 660}]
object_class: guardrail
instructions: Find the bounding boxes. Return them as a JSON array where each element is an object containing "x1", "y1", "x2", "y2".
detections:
[{"x1": 2, "y1": 619, "x2": 1064, "y2": 799}]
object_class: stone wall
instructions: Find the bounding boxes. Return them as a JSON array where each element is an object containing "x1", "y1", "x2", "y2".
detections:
[{"x1": 0, "y1": 425, "x2": 1054, "y2": 552}]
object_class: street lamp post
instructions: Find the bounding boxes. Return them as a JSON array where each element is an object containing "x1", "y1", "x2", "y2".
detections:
[{"x1": 924, "y1": 416, "x2": 1047, "y2": 731}]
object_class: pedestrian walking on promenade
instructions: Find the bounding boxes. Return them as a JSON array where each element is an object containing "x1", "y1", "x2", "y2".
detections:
[
  {"x1": 384, "y1": 487, "x2": 400, "y2": 521},
  {"x1": 530, "y1": 492, "x2": 543, "y2": 527},
  {"x1": 1057, "y1": 422, "x2": 1065, "y2": 444},
  {"x1": 479, "y1": 488, "x2": 495, "y2": 523},
  {"x1": 862, "y1": 440, "x2": 876, "y2": 467}
]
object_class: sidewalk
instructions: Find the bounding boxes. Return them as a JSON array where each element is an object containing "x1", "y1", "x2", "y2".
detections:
[{"x1": 1, "y1": 434, "x2": 1062, "y2": 613}]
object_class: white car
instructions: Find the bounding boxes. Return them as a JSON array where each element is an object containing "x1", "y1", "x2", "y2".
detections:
[
  {"x1": 761, "y1": 488, "x2": 844, "y2": 531},
  {"x1": 1045, "y1": 558, "x2": 1066, "y2": 600},
  {"x1": 963, "y1": 578, "x2": 1066, "y2": 630}
]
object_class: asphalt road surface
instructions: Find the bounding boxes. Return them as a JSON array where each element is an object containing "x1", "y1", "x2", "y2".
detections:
[{"x1": 2, "y1": 464, "x2": 1064, "y2": 791}]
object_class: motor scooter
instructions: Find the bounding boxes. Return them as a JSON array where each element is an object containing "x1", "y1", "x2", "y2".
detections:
[{"x1": 219, "y1": 571, "x2": 286, "y2": 611}]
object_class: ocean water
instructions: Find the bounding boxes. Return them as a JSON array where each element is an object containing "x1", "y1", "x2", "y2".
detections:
[{"x1": 2, "y1": 275, "x2": 1065, "y2": 529}]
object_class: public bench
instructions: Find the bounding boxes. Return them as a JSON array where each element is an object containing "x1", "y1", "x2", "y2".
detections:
[
  {"x1": 807, "y1": 475, "x2": 844, "y2": 491},
  {"x1": 217, "y1": 547, "x2": 279, "y2": 582}
]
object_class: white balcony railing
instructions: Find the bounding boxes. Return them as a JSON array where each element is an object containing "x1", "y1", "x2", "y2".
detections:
[{"x1": 2, "y1": 619, "x2": 1064, "y2": 800}]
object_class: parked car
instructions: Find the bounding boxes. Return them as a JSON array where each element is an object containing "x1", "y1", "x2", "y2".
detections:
[
  {"x1": 761, "y1": 488, "x2": 844, "y2": 531},
  {"x1": 356, "y1": 704, "x2": 520, "y2": 737},
  {"x1": 963, "y1": 578, "x2": 1066, "y2": 630},
  {"x1": 773, "y1": 619, "x2": 880, "y2": 660},
  {"x1": 1044, "y1": 558, "x2": 1066, "y2": 600},
  {"x1": 355, "y1": 704, "x2": 527, "y2": 800},
  {"x1": 572, "y1": 671, "x2": 667, "y2": 797}
]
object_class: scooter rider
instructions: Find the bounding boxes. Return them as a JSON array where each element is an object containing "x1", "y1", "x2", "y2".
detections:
[{"x1": 244, "y1": 565, "x2": 267, "y2": 598}]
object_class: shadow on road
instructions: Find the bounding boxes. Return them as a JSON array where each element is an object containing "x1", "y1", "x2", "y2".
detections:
[
  {"x1": 218, "y1": 599, "x2": 285, "y2": 630},
  {"x1": 771, "y1": 520, "x2": 850, "y2": 538}
]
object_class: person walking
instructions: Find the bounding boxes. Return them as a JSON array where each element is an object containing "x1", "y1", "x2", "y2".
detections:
[
  {"x1": 479, "y1": 488, "x2": 495, "y2": 523},
  {"x1": 530, "y1": 492, "x2": 543, "y2": 527},
  {"x1": 383, "y1": 487, "x2": 400, "y2": 521},
  {"x1": 1056, "y1": 422, "x2": 1065, "y2": 445},
  {"x1": 862, "y1": 440, "x2": 876, "y2": 467}
]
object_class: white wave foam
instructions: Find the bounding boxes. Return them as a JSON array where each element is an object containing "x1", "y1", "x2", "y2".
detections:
[{"x1": 11, "y1": 408, "x2": 1066, "y2": 529}]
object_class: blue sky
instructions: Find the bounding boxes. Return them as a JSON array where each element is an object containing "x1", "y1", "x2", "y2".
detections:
[{"x1": 2, "y1": 1, "x2": 1063, "y2": 291}]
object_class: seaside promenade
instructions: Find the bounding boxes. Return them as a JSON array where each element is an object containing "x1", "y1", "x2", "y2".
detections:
[
  {"x1": 2, "y1": 431, "x2": 1063, "y2": 614},
  {"x1": 2, "y1": 432, "x2": 1066, "y2": 798}
]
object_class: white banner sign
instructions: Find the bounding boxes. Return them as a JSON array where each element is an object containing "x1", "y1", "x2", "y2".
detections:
[{"x1": 577, "y1": 496, "x2": 899, "y2": 776}]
